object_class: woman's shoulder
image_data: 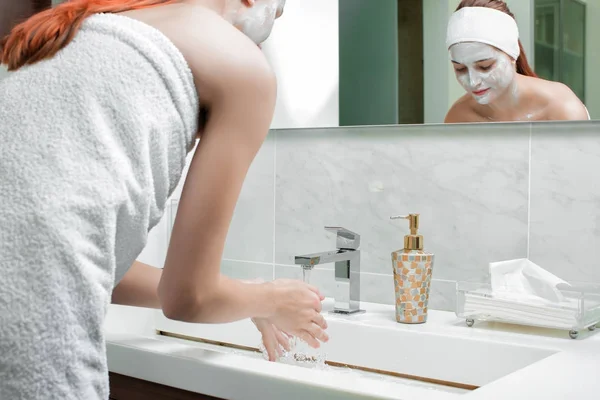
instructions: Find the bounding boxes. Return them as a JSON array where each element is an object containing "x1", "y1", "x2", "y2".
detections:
[
  {"x1": 445, "y1": 94, "x2": 484, "y2": 123},
  {"x1": 528, "y1": 76, "x2": 588, "y2": 120},
  {"x1": 121, "y1": 5, "x2": 274, "y2": 104}
]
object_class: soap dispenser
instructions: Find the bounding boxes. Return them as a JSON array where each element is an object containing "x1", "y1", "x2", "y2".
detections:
[{"x1": 390, "y1": 214, "x2": 435, "y2": 324}]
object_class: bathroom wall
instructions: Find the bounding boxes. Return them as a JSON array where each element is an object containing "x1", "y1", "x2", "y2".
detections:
[
  {"x1": 422, "y1": 0, "x2": 453, "y2": 124},
  {"x1": 145, "y1": 120, "x2": 600, "y2": 312},
  {"x1": 583, "y1": 0, "x2": 600, "y2": 119},
  {"x1": 213, "y1": 123, "x2": 530, "y2": 311},
  {"x1": 256, "y1": 0, "x2": 340, "y2": 129},
  {"x1": 527, "y1": 122, "x2": 600, "y2": 284},
  {"x1": 338, "y1": 0, "x2": 399, "y2": 126}
]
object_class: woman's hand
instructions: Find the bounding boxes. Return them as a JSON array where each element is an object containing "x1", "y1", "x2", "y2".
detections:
[
  {"x1": 243, "y1": 279, "x2": 292, "y2": 361},
  {"x1": 266, "y1": 279, "x2": 329, "y2": 348},
  {"x1": 251, "y1": 317, "x2": 292, "y2": 361},
  {"x1": 245, "y1": 278, "x2": 329, "y2": 360}
]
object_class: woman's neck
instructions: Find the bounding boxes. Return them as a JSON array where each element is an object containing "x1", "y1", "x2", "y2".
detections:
[{"x1": 476, "y1": 75, "x2": 535, "y2": 121}]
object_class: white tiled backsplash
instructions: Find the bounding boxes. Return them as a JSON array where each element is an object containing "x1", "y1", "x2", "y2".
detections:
[{"x1": 146, "y1": 121, "x2": 600, "y2": 312}]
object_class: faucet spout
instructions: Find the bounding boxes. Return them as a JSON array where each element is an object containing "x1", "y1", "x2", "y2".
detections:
[
  {"x1": 293, "y1": 227, "x2": 365, "y2": 315},
  {"x1": 294, "y1": 249, "x2": 355, "y2": 267}
]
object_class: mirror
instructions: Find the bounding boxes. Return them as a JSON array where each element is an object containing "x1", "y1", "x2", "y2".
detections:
[
  {"x1": 335, "y1": 0, "x2": 596, "y2": 125},
  {"x1": 2, "y1": 1, "x2": 595, "y2": 128},
  {"x1": 264, "y1": 0, "x2": 596, "y2": 127}
]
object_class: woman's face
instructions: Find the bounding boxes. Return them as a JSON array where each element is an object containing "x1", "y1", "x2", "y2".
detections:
[
  {"x1": 231, "y1": 0, "x2": 286, "y2": 45},
  {"x1": 450, "y1": 42, "x2": 516, "y2": 105}
]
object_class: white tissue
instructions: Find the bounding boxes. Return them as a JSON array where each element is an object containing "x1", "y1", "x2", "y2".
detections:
[
  {"x1": 461, "y1": 259, "x2": 600, "y2": 330},
  {"x1": 490, "y1": 258, "x2": 570, "y2": 303}
]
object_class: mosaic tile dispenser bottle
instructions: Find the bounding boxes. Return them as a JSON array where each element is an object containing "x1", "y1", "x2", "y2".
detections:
[{"x1": 390, "y1": 214, "x2": 435, "y2": 324}]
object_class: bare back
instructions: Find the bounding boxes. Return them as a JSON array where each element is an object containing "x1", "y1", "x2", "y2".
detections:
[{"x1": 119, "y1": 2, "x2": 270, "y2": 111}]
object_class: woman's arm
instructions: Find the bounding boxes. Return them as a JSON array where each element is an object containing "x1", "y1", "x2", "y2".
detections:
[
  {"x1": 159, "y1": 68, "x2": 277, "y2": 322},
  {"x1": 112, "y1": 261, "x2": 275, "y2": 318},
  {"x1": 111, "y1": 261, "x2": 162, "y2": 309},
  {"x1": 112, "y1": 12, "x2": 326, "y2": 347},
  {"x1": 113, "y1": 67, "x2": 278, "y2": 322},
  {"x1": 111, "y1": 262, "x2": 269, "y2": 313},
  {"x1": 156, "y1": 12, "x2": 280, "y2": 324}
]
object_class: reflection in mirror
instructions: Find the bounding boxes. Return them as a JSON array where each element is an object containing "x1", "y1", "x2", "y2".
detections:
[
  {"x1": 444, "y1": 0, "x2": 589, "y2": 123},
  {"x1": 3, "y1": 1, "x2": 594, "y2": 128},
  {"x1": 337, "y1": 0, "x2": 597, "y2": 126}
]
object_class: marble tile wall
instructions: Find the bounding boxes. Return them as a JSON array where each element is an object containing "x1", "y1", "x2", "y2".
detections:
[
  {"x1": 528, "y1": 121, "x2": 600, "y2": 284},
  {"x1": 164, "y1": 121, "x2": 600, "y2": 312}
]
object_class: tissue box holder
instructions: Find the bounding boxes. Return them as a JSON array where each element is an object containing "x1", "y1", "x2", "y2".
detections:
[{"x1": 456, "y1": 280, "x2": 600, "y2": 339}]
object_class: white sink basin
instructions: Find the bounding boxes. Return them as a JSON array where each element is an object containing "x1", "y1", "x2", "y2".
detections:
[
  {"x1": 152, "y1": 306, "x2": 555, "y2": 390},
  {"x1": 105, "y1": 299, "x2": 599, "y2": 400}
]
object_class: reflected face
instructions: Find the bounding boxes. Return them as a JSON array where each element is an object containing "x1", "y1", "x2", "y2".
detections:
[
  {"x1": 450, "y1": 42, "x2": 516, "y2": 105},
  {"x1": 232, "y1": 0, "x2": 286, "y2": 45}
]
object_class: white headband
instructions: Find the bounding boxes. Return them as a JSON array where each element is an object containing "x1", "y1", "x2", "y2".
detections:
[{"x1": 446, "y1": 7, "x2": 520, "y2": 60}]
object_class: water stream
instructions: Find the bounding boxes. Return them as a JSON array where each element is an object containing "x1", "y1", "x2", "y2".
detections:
[
  {"x1": 278, "y1": 266, "x2": 326, "y2": 366},
  {"x1": 302, "y1": 267, "x2": 312, "y2": 285}
]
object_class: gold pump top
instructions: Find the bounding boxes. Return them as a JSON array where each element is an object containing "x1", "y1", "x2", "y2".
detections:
[{"x1": 390, "y1": 214, "x2": 423, "y2": 251}]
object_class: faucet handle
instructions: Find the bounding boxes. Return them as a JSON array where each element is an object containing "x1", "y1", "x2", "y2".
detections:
[{"x1": 325, "y1": 227, "x2": 360, "y2": 250}]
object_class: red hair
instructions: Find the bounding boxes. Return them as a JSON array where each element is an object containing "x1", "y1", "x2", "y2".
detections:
[
  {"x1": 456, "y1": 0, "x2": 538, "y2": 77},
  {"x1": 1, "y1": 0, "x2": 177, "y2": 71}
]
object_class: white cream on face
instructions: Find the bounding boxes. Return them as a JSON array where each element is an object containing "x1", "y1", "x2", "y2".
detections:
[
  {"x1": 233, "y1": 0, "x2": 285, "y2": 45},
  {"x1": 450, "y1": 42, "x2": 516, "y2": 105}
]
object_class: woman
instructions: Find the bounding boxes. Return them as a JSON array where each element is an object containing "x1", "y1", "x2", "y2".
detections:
[
  {"x1": 444, "y1": 0, "x2": 590, "y2": 123},
  {"x1": 0, "y1": 1, "x2": 328, "y2": 399}
]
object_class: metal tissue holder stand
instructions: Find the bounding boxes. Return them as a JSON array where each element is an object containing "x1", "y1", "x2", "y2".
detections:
[
  {"x1": 457, "y1": 281, "x2": 600, "y2": 339},
  {"x1": 294, "y1": 227, "x2": 365, "y2": 315}
]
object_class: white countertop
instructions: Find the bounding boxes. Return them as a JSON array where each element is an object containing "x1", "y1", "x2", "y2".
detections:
[{"x1": 105, "y1": 299, "x2": 600, "y2": 400}]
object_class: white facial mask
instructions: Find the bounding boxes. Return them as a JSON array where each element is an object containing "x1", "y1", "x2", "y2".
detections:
[
  {"x1": 233, "y1": 0, "x2": 285, "y2": 45},
  {"x1": 449, "y1": 42, "x2": 516, "y2": 105}
]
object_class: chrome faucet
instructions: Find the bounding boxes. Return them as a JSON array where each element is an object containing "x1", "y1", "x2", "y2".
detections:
[{"x1": 294, "y1": 227, "x2": 365, "y2": 315}]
